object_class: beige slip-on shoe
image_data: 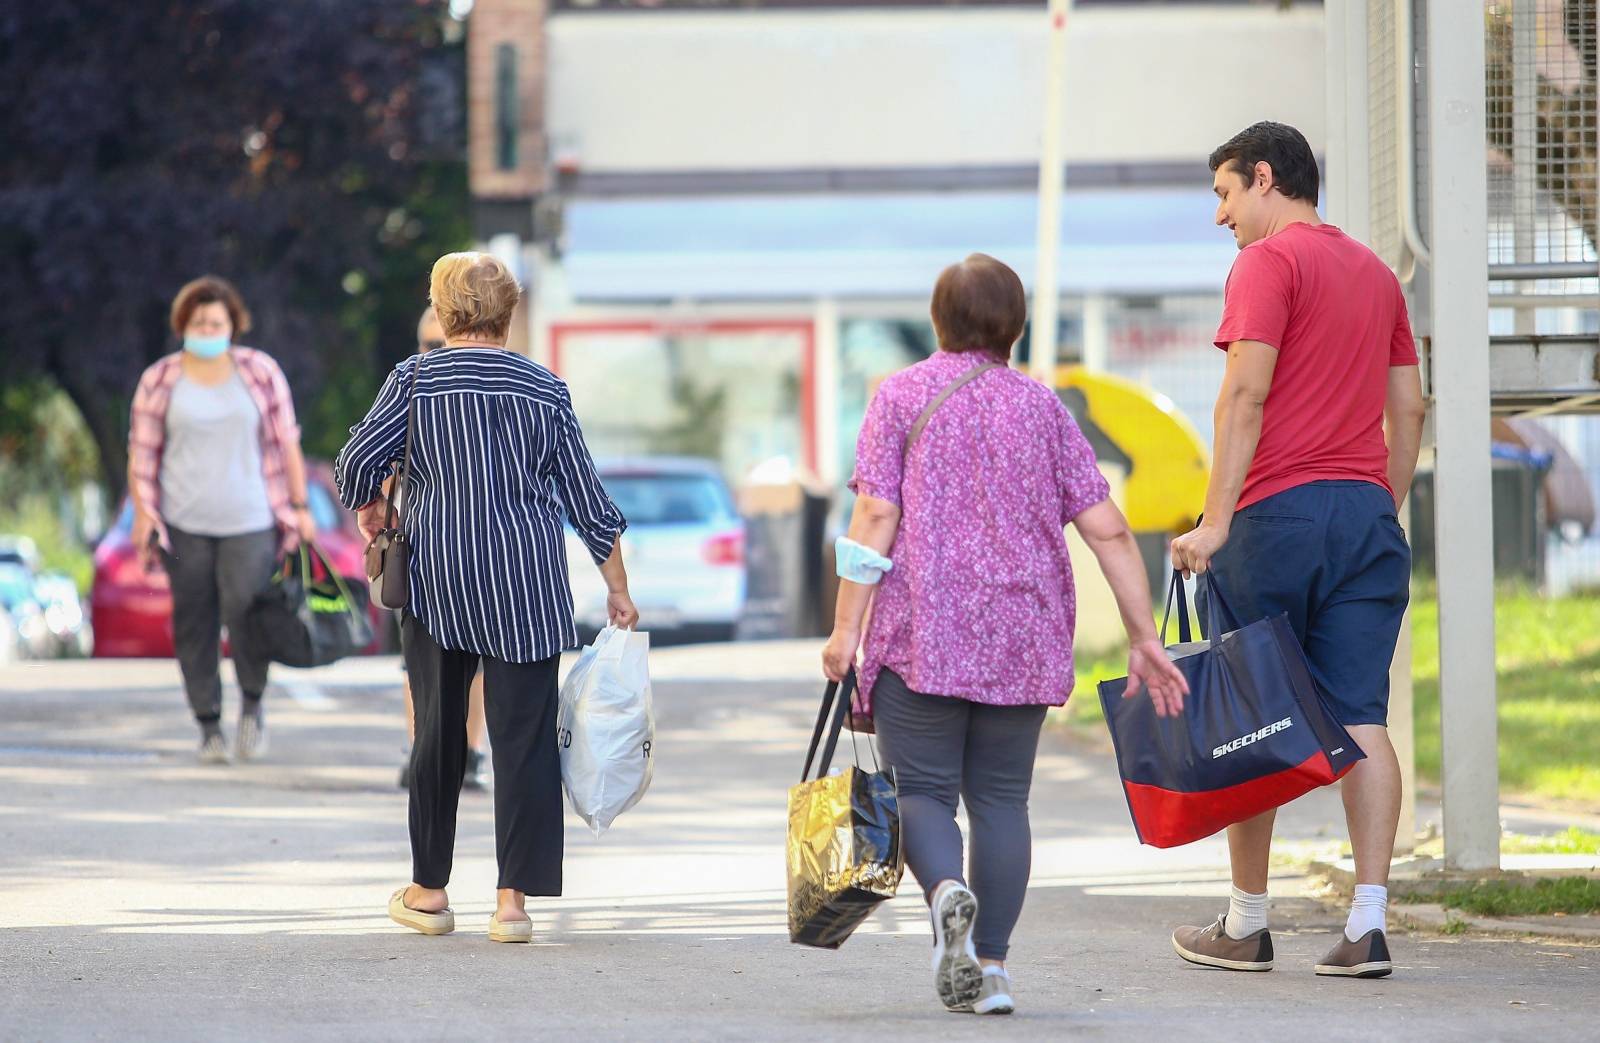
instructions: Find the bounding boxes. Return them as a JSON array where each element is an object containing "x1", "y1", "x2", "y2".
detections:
[
  {"x1": 488, "y1": 913, "x2": 533, "y2": 944},
  {"x1": 388, "y1": 888, "x2": 455, "y2": 936}
]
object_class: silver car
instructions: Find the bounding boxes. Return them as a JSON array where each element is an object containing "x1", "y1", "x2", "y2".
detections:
[{"x1": 566, "y1": 458, "x2": 747, "y2": 644}]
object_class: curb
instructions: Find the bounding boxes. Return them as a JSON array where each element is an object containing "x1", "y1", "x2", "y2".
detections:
[{"x1": 1392, "y1": 901, "x2": 1600, "y2": 943}]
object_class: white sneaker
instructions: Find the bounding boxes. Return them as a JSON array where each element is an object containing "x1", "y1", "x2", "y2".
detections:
[
  {"x1": 970, "y1": 967, "x2": 1015, "y2": 1015},
  {"x1": 236, "y1": 716, "x2": 268, "y2": 761},
  {"x1": 199, "y1": 733, "x2": 230, "y2": 765},
  {"x1": 929, "y1": 882, "x2": 983, "y2": 1012}
]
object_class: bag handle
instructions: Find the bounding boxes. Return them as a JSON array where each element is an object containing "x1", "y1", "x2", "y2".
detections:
[
  {"x1": 289, "y1": 541, "x2": 364, "y2": 618},
  {"x1": 1159, "y1": 567, "x2": 1243, "y2": 644},
  {"x1": 903, "y1": 362, "x2": 1002, "y2": 456},
  {"x1": 1159, "y1": 569, "x2": 1195, "y2": 645},
  {"x1": 382, "y1": 357, "x2": 425, "y2": 532},
  {"x1": 802, "y1": 669, "x2": 857, "y2": 782}
]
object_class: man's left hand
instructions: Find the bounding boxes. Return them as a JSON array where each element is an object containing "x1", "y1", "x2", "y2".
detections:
[
  {"x1": 1171, "y1": 522, "x2": 1229, "y2": 578},
  {"x1": 295, "y1": 506, "x2": 318, "y2": 543}
]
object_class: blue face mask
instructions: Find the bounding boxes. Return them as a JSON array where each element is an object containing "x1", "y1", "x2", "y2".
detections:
[{"x1": 183, "y1": 334, "x2": 231, "y2": 359}]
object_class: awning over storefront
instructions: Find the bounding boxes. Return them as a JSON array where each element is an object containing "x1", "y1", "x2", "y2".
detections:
[{"x1": 560, "y1": 189, "x2": 1238, "y2": 301}]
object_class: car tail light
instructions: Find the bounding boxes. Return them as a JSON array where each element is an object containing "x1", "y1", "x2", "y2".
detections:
[{"x1": 701, "y1": 531, "x2": 745, "y2": 567}]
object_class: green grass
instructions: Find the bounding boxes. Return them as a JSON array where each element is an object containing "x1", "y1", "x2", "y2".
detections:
[
  {"x1": 1412, "y1": 588, "x2": 1600, "y2": 803},
  {"x1": 1499, "y1": 828, "x2": 1600, "y2": 855},
  {"x1": 1064, "y1": 587, "x2": 1600, "y2": 804},
  {"x1": 1408, "y1": 877, "x2": 1600, "y2": 918}
]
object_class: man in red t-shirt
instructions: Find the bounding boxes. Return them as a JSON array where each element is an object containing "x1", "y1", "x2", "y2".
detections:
[{"x1": 1167, "y1": 122, "x2": 1427, "y2": 980}]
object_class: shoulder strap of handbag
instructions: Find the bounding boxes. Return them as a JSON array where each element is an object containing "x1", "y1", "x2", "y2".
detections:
[
  {"x1": 902, "y1": 361, "x2": 1003, "y2": 456},
  {"x1": 382, "y1": 357, "x2": 425, "y2": 531}
]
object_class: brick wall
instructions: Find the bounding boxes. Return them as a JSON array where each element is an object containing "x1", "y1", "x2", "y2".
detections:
[{"x1": 468, "y1": 0, "x2": 547, "y2": 200}]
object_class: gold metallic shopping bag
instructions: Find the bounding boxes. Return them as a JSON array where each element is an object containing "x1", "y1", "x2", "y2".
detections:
[{"x1": 786, "y1": 671, "x2": 903, "y2": 949}]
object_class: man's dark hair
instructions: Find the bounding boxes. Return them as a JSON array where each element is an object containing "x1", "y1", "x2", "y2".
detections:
[
  {"x1": 1208, "y1": 121, "x2": 1319, "y2": 203},
  {"x1": 930, "y1": 253, "x2": 1027, "y2": 359}
]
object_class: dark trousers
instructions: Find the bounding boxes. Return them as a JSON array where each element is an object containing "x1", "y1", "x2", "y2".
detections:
[
  {"x1": 1203, "y1": 480, "x2": 1411, "y2": 727},
  {"x1": 402, "y1": 613, "x2": 563, "y2": 894},
  {"x1": 162, "y1": 525, "x2": 279, "y2": 726},
  {"x1": 871, "y1": 669, "x2": 1049, "y2": 961}
]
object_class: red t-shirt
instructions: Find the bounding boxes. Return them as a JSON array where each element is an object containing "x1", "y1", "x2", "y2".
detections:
[{"x1": 1214, "y1": 222, "x2": 1419, "y2": 511}]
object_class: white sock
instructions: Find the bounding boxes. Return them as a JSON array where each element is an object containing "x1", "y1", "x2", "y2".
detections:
[
  {"x1": 1345, "y1": 884, "x2": 1388, "y2": 941},
  {"x1": 1225, "y1": 886, "x2": 1269, "y2": 939}
]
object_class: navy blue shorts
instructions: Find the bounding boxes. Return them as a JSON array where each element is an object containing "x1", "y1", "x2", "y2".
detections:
[{"x1": 1200, "y1": 480, "x2": 1411, "y2": 728}]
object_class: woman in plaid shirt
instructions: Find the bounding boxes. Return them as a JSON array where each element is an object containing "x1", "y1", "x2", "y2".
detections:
[{"x1": 127, "y1": 276, "x2": 317, "y2": 765}]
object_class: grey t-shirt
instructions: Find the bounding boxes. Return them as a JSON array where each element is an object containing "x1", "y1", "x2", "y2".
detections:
[{"x1": 160, "y1": 373, "x2": 276, "y2": 536}]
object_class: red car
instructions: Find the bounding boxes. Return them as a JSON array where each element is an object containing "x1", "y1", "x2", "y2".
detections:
[{"x1": 92, "y1": 464, "x2": 382, "y2": 658}]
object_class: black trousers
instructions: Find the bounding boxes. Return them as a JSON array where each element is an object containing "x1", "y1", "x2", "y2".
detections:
[
  {"x1": 162, "y1": 525, "x2": 279, "y2": 726},
  {"x1": 402, "y1": 613, "x2": 563, "y2": 894}
]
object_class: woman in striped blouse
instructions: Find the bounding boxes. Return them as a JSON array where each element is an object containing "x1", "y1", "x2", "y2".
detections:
[{"x1": 336, "y1": 252, "x2": 636, "y2": 943}]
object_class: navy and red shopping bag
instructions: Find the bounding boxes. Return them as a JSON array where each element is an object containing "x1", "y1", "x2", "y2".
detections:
[{"x1": 1097, "y1": 570, "x2": 1365, "y2": 848}]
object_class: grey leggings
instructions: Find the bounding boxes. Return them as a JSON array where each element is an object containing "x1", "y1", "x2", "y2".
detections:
[
  {"x1": 162, "y1": 525, "x2": 279, "y2": 726},
  {"x1": 871, "y1": 669, "x2": 1049, "y2": 961}
]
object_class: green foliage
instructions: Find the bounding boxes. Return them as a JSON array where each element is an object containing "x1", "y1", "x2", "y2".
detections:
[
  {"x1": 1067, "y1": 586, "x2": 1600, "y2": 804},
  {"x1": 0, "y1": 499, "x2": 94, "y2": 594},
  {"x1": 0, "y1": 2, "x2": 468, "y2": 493},
  {"x1": 1413, "y1": 588, "x2": 1600, "y2": 802},
  {"x1": 1500, "y1": 828, "x2": 1600, "y2": 856},
  {"x1": 1414, "y1": 877, "x2": 1600, "y2": 918}
]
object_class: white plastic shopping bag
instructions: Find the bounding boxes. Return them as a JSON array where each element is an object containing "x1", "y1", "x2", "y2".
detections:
[{"x1": 557, "y1": 625, "x2": 655, "y2": 836}]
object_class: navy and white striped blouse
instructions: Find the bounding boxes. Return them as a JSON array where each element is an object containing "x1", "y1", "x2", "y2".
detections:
[{"x1": 334, "y1": 349, "x2": 626, "y2": 663}]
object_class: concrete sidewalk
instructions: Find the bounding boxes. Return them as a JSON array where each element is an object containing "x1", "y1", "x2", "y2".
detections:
[{"x1": 1, "y1": 647, "x2": 1595, "y2": 1040}]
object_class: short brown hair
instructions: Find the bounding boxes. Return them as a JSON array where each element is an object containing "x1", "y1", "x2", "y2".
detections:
[
  {"x1": 929, "y1": 253, "x2": 1027, "y2": 359},
  {"x1": 429, "y1": 252, "x2": 522, "y2": 341},
  {"x1": 169, "y1": 275, "x2": 252, "y2": 338}
]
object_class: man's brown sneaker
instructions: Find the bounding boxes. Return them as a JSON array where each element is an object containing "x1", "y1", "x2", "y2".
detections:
[
  {"x1": 1314, "y1": 929, "x2": 1392, "y2": 978},
  {"x1": 1172, "y1": 915, "x2": 1274, "y2": 971}
]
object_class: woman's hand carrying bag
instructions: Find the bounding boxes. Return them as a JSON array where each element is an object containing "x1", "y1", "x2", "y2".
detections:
[{"x1": 364, "y1": 359, "x2": 422, "y2": 611}]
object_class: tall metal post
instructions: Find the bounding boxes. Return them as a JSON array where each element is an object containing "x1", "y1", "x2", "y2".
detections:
[
  {"x1": 1426, "y1": 0, "x2": 1501, "y2": 871},
  {"x1": 1030, "y1": 0, "x2": 1071, "y2": 384},
  {"x1": 1511, "y1": 0, "x2": 1538, "y2": 336}
]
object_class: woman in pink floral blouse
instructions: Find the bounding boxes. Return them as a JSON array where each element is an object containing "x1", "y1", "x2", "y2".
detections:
[{"x1": 822, "y1": 253, "x2": 1189, "y2": 1016}]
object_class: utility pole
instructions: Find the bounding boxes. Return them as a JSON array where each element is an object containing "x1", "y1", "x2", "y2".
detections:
[{"x1": 1030, "y1": 0, "x2": 1071, "y2": 384}]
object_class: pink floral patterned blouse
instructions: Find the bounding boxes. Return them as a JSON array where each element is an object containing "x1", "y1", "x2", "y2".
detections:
[{"x1": 850, "y1": 351, "x2": 1110, "y2": 713}]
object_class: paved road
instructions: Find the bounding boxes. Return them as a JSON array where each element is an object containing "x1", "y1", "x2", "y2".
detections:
[{"x1": 1, "y1": 650, "x2": 1595, "y2": 1040}]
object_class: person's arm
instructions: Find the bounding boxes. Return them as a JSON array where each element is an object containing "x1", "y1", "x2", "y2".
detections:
[
  {"x1": 1384, "y1": 368, "x2": 1426, "y2": 511},
  {"x1": 1073, "y1": 499, "x2": 1190, "y2": 716},
  {"x1": 548, "y1": 398, "x2": 634, "y2": 627},
  {"x1": 127, "y1": 367, "x2": 162, "y2": 566},
  {"x1": 334, "y1": 363, "x2": 410, "y2": 518},
  {"x1": 821, "y1": 494, "x2": 901, "y2": 682},
  {"x1": 281, "y1": 436, "x2": 316, "y2": 542},
  {"x1": 594, "y1": 536, "x2": 638, "y2": 630},
  {"x1": 1171, "y1": 339, "x2": 1277, "y2": 576}
]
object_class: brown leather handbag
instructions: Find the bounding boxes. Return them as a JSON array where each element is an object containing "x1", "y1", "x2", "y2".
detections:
[{"x1": 364, "y1": 359, "x2": 423, "y2": 611}]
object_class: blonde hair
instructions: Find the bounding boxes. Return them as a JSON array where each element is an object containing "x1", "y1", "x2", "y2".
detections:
[{"x1": 428, "y1": 252, "x2": 521, "y2": 341}]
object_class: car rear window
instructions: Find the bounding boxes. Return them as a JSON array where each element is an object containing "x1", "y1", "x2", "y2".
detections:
[{"x1": 601, "y1": 474, "x2": 734, "y2": 525}]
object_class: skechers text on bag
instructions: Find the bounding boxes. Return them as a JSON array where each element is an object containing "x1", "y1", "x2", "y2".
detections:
[{"x1": 1096, "y1": 570, "x2": 1365, "y2": 848}]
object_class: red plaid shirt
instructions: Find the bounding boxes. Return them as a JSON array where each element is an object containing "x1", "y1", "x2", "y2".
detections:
[{"x1": 128, "y1": 347, "x2": 303, "y2": 552}]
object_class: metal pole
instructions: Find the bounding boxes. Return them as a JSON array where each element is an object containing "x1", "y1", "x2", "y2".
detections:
[
  {"x1": 1030, "y1": 0, "x2": 1070, "y2": 384},
  {"x1": 1426, "y1": 0, "x2": 1501, "y2": 871},
  {"x1": 813, "y1": 297, "x2": 841, "y2": 487},
  {"x1": 1080, "y1": 293, "x2": 1108, "y2": 373},
  {"x1": 1511, "y1": 0, "x2": 1538, "y2": 337}
]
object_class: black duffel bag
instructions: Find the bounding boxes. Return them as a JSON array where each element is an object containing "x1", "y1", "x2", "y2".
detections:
[{"x1": 243, "y1": 543, "x2": 374, "y2": 668}]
